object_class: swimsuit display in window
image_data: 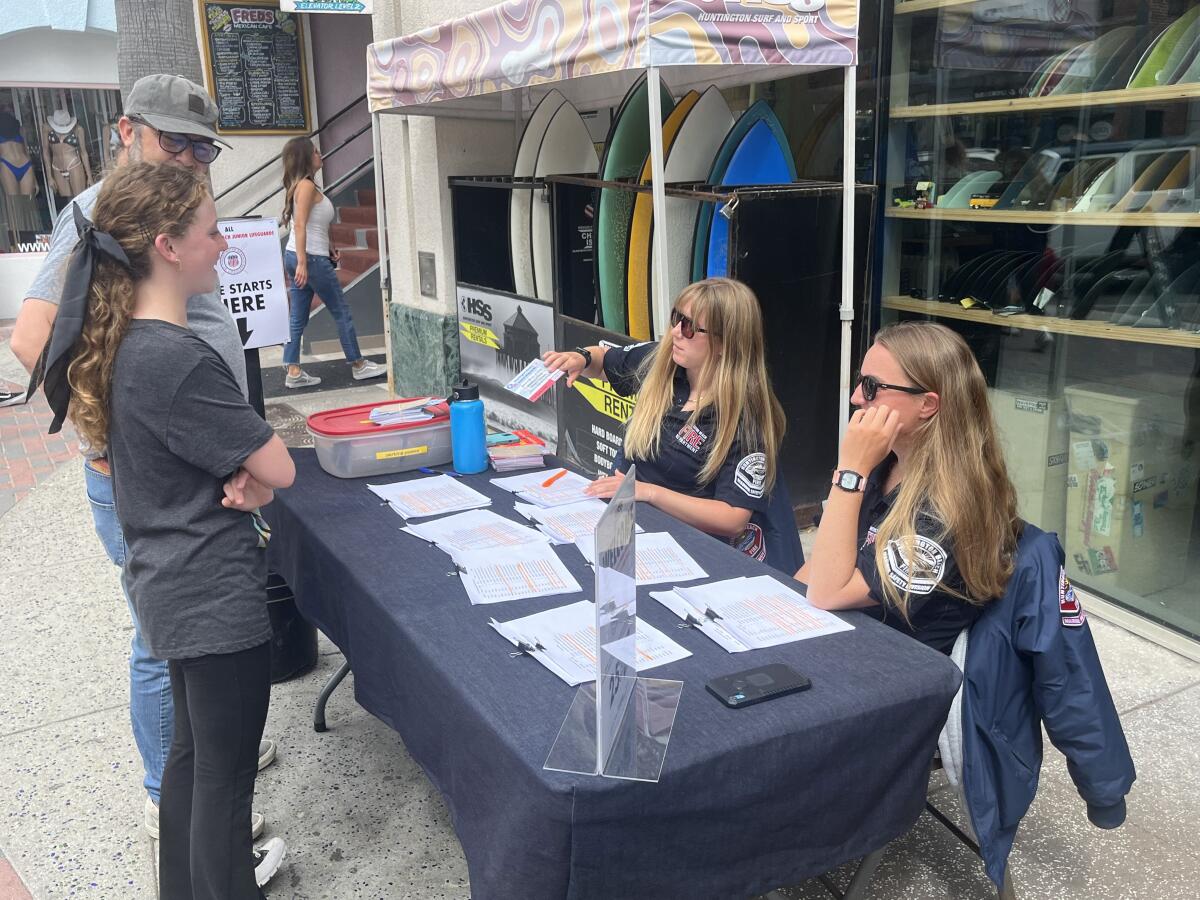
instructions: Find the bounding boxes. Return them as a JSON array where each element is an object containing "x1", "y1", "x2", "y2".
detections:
[
  {"x1": 0, "y1": 111, "x2": 36, "y2": 198},
  {"x1": 41, "y1": 108, "x2": 92, "y2": 198}
]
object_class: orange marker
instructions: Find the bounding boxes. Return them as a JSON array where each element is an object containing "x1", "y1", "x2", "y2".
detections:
[{"x1": 542, "y1": 468, "x2": 568, "y2": 488}]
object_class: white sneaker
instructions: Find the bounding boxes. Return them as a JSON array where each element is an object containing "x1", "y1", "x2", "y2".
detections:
[
  {"x1": 351, "y1": 359, "x2": 386, "y2": 380},
  {"x1": 0, "y1": 389, "x2": 24, "y2": 408},
  {"x1": 285, "y1": 369, "x2": 322, "y2": 389},
  {"x1": 258, "y1": 739, "x2": 277, "y2": 771},
  {"x1": 143, "y1": 797, "x2": 264, "y2": 840},
  {"x1": 253, "y1": 837, "x2": 287, "y2": 887}
]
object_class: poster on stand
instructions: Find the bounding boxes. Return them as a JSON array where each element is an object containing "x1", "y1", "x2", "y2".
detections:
[
  {"x1": 216, "y1": 218, "x2": 289, "y2": 350},
  {"x1": 556, "y1": 318, "x2": 636, "y2": 477},
  {"x1": 457, "y1": 284, "x2": 557, "y2": 445}
]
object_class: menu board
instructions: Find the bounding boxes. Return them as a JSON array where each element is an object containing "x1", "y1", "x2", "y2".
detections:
[{"x1": 201, "y1": 1, "x2": 311, "y2": 135}]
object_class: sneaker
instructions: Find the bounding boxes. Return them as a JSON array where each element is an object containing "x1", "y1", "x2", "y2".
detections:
[
  {"x1": 258, "y1": 739, "x2": 277, "y2": 772},
  {"x1": 0, "y1": 388, "x2": 25, "y2": 407},
  {"x1": 253, "y1": 837, "x2": 287, "y2": 887},
  {"x1": 143, "y1": 797, "x2": 265, "y2": 840},
  {"x1": 285, "y1": 369, "x2": 322, "y2": 389},
  {"x1": 351, "y1": 359, "x2": 386, "y2": 381}
]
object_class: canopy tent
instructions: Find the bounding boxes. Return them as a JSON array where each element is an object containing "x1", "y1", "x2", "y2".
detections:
[{"x1": 365, "y1": 0, "x2": 862, "y2": 434}]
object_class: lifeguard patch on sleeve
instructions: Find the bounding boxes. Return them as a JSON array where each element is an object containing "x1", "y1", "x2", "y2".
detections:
[
  {"x1": 1059, "y1": 567, "x2": 1085, "y2": 627},
  {"x1": 733, "y1": 452, "x2": 767, "y2": 498},
  {"x1": 883, "y1": 536, "x2": 947, "y2": 595}
]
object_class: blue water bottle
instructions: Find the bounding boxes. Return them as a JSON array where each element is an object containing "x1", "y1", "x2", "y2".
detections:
[{"x1": 449, "y1": 378, "x2": 488, "y2": 474}]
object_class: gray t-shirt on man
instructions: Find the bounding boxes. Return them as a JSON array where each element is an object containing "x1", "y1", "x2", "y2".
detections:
[
  {"x1": 24, "y1": 179, "x2": 248, "y2": 405},
  {"x1": 109, "y1": 321, "x2": 274, "y2": 659}
]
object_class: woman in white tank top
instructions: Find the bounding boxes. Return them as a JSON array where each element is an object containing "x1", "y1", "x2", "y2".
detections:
[{"x1": 279, "y1": 137, "x2": 384, "y2": 388}]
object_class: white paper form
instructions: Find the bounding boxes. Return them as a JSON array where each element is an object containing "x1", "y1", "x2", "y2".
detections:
[
  {"x1": 514, "y1": 499, "x2": 644, "y2": 544},
  {"x1": 451, "y1": 543, "x2": 582, "y2": 605},
  {"x1": 504, "y1": 358, "x2": 565, "y2": 402},
  {"x1": 367, "y1": 476, "x2": 491, "y2": 519},
  {"x1": 576, "y1": 532, "x2": 707, "y2": 585},
  {"x1": 489, "y1": 600, "x2": 691, "y2": 686},
  {"x1": 650, "y1": 586, "x2": 751, "y2": 653},
  {"x1": 677, "y1": 575, "x2": 854, "y2": 649},
  {"x1": 401, "y1": 508, "x2": 548, "y2": 553},
  {"x1": 491, "y1": 469, "x2": 594, "y2": 508}
]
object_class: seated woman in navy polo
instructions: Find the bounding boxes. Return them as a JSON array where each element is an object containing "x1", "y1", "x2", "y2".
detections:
[
  {"x1": 543, "y1": 277, "x2": 791, "y2": 567},
  {"x1": 796, "y1": 321, "x2": 1022, "y2": 654}
]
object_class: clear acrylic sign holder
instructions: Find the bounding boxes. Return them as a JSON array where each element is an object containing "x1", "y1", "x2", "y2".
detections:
[{"x1": 544, "y1": 466, "x2": 683, "y2": 782}]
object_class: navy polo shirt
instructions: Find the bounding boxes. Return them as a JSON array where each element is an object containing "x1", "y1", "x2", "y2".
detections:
[
  {"x1": 603, "y1": 341, "x2": 771, "y2": 559},
  {"x1": 855, "y1": 454, "x2": 984, "y2": 654}
]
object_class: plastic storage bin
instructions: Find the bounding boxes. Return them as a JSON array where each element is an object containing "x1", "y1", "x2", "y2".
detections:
[{"x1": 307, "y1": 400, "x2": 453, "y2": 478}]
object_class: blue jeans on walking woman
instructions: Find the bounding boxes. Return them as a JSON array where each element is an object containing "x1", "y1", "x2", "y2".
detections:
[
  {"x1": 84, "y1": 460, "x2": 171, "y2": 804},
  {"x1": 282, "y1": 250, "x2": 363, "y2": 366}
]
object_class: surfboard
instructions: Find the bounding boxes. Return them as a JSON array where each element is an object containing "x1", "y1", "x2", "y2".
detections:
[
  {"x1": 511, "y1": 91, "x2": 566, "y2": 299},
  {"x1": 624, "y1": 90, "x2": 699, "y2": 341},
  {"x1": 691, "y1": 101, "x2": 796, "y2": 281},
  {"x1": 530, "y1": 101, "x2": 599, "y2": 304},
  {"x1": 1129, "y1": 13, "x2": 1197, "y2": 88},
  {"x1": 594, "y1": 74, "x2": 674, "y2": 334},
  {"x1": 658, "y1": 87, "x2": 734, "y2": 322},
  {"x1": 1072, "y1": 160, "x2": 1117, "y2": 212},
  {"x1": 1161, "y1": 20, "x2": 1200, "y2": 85}
]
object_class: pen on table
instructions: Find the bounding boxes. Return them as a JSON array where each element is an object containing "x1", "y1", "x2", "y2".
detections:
[
  {"x1": 419, "y1": 466, "x2": 462, "y2": 478},
  {"x1": 542, "y1": 468, "x2": 568, "y2": 488}
]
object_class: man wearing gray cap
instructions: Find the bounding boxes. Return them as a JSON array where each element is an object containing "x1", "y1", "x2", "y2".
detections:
[{"x1": 12, "y1": 74, "x2": 285, "y2": 888}]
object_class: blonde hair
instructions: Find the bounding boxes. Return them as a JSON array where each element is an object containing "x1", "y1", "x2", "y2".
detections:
[
  {"x1": 67, "y1": 163, "x2": 210, "y2": 451},
  {"x1": 623, "y1": 278, "x2": 785, "y2": 488},
  {"x1": 870, "y1": 321, "x2": 1021, "y2": 619},
  {"x1": 280, "y1": 136, "x2": 317, "y2": 228}
]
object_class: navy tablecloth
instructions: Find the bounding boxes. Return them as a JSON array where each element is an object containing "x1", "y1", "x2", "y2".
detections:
[{"x1": 265, "y1": 450, "x2": 961, "y2": 900}]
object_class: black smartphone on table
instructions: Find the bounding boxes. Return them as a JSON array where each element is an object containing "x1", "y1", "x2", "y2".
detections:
[{"x1": 706, "y1": 663, "x2": 812, "y2": 709}]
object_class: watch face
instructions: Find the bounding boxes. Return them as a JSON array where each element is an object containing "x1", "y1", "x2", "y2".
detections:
[{"x1": 838, "y1": 471, "x2": 861, "y2": 491}]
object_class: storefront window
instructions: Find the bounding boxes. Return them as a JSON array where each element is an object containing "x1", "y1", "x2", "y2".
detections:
[
  {"x1": 881, "y1": 0, "x2": 1200, "y2": 640},
  {"x1": 0, "y1": 86, "x2": 122, "y2": 253}
]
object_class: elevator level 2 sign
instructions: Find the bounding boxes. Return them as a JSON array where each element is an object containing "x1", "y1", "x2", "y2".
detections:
[
  {"x1": 216, "y1": 218, "x2": 290, "y2": 350},
  {"x1": 281, "y1": 0, "x2": 373, "y2": 11}
]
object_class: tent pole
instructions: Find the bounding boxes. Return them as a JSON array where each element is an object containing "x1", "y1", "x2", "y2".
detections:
[
  {"x1": 646, "y1": 66, "x2": 670, "y2": 339},
  {"x1": 372, "y1": 110, "x2": 393, "y2": 395},
  {"x1": 838, "y1": 64, "x2": 857, "y2": 445}
]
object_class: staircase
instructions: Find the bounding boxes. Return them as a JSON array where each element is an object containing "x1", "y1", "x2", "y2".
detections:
[{"x1": 329, "y1": 188, "x2": 379, "y2": 288}]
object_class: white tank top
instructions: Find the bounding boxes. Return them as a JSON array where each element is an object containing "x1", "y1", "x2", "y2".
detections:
[{"x1": 285, "y1": 188, "x2": 334, "y2": 257}]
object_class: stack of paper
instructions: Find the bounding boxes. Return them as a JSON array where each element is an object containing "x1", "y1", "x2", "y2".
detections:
[
  {"x1": 451, "y1": 543, "x2": 582, "y2": 605},
  {"x1": 487, "y1": 430, "x2": 548, "y2": 472},
  {"x1": 368, "y1": 397, "x2": 438, "y2": 426},
  {"x1": 367, "y1": 475, "x2": 491, "y2": 519},
  {"x1": 504, "y1": 358, "x2": 565, "y2": 402},
  {"x1": 492, "y1": 469, "x2": 594, "y2": 508},
  {"x1": 489, "y1": 600, "x2": 692, "y2": 685},
  {"x1": 401, "y1": 508, "x2": 548, "y2": 553},
  {"x1": 651, "y1": 575, "x2": 853, "y2": 652},
  {"x1": 575, "y1": 532, "x2": 707, "y2": 585},
  {"x1": 513, "y1": 498, "x2": 643, "y2": 544}
]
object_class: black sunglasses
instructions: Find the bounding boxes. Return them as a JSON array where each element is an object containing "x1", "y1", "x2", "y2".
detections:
[
  {"x1": 670, "y1": 308, "x2": 710, "y2": 339},
  {"x1": 129, "y1": 116, "x2": 221, "y2": 164},
  {"x1": 856, "y1": 373, "x2": 927, "y2": 402}
]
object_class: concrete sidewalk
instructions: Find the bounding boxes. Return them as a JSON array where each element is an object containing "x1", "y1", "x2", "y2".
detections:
[{"x1": 2, "y1": 338, "x2": 1199, "y2": 898}]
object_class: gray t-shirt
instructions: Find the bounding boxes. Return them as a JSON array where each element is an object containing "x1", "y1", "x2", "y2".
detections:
[
  {"x1": 109, "y1": 320, "x2": 275, "y2": 659},
  {"x1": 25, "y1": 179, "x2": 248, "y2": 401}
]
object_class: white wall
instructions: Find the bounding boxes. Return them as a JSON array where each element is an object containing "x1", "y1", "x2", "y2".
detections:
[
  {"x1": 372, "y1": 1, "x2": 518, "y2": 318},
  {"x1": 0, "y1": 29, "x2": 118, "y2": 86},
  {"x1": 0, "y1": 254, "x2": 48, "y2": 318}
]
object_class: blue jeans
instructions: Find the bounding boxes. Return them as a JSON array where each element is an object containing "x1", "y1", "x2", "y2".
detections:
[
  {"x1": 84, "y1": 461, "x2": 171, "y2": 804},
  {"x1": 282, "y1": 250, "x2": 363, "y2": 366}
]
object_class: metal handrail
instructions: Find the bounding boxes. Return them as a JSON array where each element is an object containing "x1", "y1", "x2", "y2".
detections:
[
  {"x1": 238, "y1": 120, "x2": 374, "y2": 217},
  {"x1": 214, "y1": 92, "x2": 368, "y2": 202},
  {"x1": 242, "y1": 154, "x2": 374, "y2": 220}
]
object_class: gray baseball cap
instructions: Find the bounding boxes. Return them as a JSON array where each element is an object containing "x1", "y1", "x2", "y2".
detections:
[{"x1": 124, "y1": 74, "x2": 229, "y2": 146}]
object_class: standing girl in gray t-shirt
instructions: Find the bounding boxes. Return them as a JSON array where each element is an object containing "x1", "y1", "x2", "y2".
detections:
[{"x1": 63, "y1": 163, "x2": 295, "y2": 899}]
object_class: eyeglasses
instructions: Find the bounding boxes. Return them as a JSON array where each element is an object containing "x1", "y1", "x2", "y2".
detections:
[
  {"x1": 670, "y1": 308, "x2": 710, "y2": 340},
  {"x1": 129, "y1": 116, "x2": 221, "y2": 164},
  {"x1": 856, "y1": 373, "x2": 927, "y2": 402}
]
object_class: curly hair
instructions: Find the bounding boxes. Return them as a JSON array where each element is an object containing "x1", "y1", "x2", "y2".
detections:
[{"x1": 66, "y1": 163, "x2": 210, "y2": 451}]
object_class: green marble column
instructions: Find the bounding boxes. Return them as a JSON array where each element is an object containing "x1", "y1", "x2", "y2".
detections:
[{"x1": 387, "y1": 303, "x2": 460, "y2": 397}]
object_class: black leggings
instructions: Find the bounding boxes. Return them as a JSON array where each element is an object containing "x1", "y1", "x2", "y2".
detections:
[{"x1": 159, "y1": 641, "x2": 271, "y2": 900}]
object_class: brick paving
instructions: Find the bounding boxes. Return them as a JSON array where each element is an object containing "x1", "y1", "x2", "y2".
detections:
[{"x1": 0, "y1": 321, "x2": 80, "y2": 518}]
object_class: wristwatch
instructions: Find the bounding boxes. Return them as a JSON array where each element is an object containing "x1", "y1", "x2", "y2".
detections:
[
  {"x1": 832, "y1": 469, "x2": 866, "y2": 493},
  {"x1": 572, "y1": 346, "x2": 593, "y2": 368}
]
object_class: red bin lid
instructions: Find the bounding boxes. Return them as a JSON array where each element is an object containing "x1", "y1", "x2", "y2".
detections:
[{"x1": 306, "y1": 399, "x2": 450, "y2": 437}]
